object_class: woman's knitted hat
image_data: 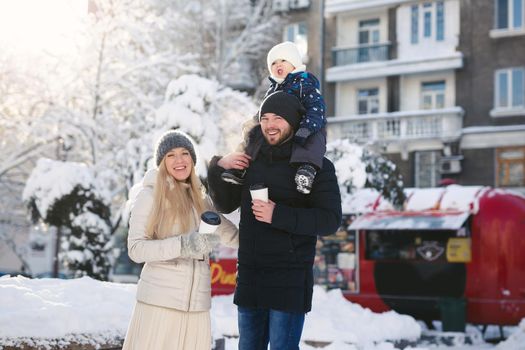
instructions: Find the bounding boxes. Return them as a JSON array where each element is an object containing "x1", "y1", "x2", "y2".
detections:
[
  {"x1": 154, "y1": 130, "x2": 197, "y2": 166},
  {"x1": 267, "y1": 41, "x2": 306, "y2": 75}
]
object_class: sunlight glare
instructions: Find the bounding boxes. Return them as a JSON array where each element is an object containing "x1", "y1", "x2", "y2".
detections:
[{"x1": 0, "y1": 0, "x2": 88, "y2": 54}]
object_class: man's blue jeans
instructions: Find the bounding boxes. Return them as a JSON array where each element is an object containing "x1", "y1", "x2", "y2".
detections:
[{"x1": 237, "y1": 306, "x2": 305, "y2": 350}]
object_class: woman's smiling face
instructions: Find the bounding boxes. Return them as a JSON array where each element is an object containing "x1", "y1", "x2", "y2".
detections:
[{"x1": 164, "y1": 147, "x2": 193, "y2": 181}]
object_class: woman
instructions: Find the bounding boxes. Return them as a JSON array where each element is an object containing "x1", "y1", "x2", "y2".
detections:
[{"x1": 123, "y1": 130, "x2": 238, "y2": 350}]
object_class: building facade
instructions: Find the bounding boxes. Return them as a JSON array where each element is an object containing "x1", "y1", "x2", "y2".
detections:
[
  {"x1": 456, "y1": 0, "x2": 525, "y2": 189},
  {"x1": 272, "y1": 0, "x2": 327, "y2": 77},
  {"x1": 323, "y1": 0, "x2": 525, "y2": 191}
]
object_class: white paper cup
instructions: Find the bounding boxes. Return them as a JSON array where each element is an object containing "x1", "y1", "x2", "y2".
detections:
[
  {"x1": 198, "y1": 220, "x2": 219, "y2": 234},
  {"x1": 250, "y1": 184, "x2": 268, "y2": 202},
  {"x1": 198, "y1": 211, "x2": 221, "y2": 234}
]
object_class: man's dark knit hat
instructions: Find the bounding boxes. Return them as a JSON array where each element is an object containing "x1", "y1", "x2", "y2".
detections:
[
  {"x1": 258, "y1": 91, "x2": 305, "y2": 132},
  {"x1": 155, "y1": 130, "x2": 197, "y2": 166}
]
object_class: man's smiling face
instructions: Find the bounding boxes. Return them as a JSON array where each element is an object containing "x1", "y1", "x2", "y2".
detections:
[{"x1": 260, "y1": 113, "x2": 293, "y2": 145}]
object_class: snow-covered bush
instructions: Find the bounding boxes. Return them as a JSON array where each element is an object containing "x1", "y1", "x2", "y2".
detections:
[
  {"x1": 23, "y1": 158, "x2": 113, "y2": 280},
  {"x1": 327, "y1": 139, "x2": 405, "y2": 209}
]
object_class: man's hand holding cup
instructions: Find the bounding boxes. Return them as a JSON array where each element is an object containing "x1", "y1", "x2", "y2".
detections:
[{"x1": 250, "y1": 184, "x2": 275, "y2": 224}]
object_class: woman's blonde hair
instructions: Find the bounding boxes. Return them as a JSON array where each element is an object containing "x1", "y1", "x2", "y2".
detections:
[{"x1": 145, "y1": 157, "x2": 206, "y2": 239}]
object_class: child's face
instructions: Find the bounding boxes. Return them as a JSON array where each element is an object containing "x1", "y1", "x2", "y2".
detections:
[{"x1": 271, "y1": 59, "x2": 295, "y2": 80}]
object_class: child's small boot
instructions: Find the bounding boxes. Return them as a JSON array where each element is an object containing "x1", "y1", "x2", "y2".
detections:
[
  {"x1": 221, "y1": 169, "x2": 246, "y2": 185},
  {"x1": 295, "y1": 164, "x2": 317, "y2": 194}
]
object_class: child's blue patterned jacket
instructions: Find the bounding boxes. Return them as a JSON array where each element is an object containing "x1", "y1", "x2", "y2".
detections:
[{"x1": 266, "y1": 71, "x2": 326, "y2": 145}]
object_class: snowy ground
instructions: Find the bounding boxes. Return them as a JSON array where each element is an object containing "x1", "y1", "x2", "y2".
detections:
[{"x1": 0, "y1": 275, "x2": 524, "y2": 350}]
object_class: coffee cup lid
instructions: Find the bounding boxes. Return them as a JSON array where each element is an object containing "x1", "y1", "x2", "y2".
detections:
[
  {"x1": 201, "y1": 211, "x2": 221, "y2": 225},
  {"x1": 249, "y1": 183, "x2": 266, "y2": 191}
]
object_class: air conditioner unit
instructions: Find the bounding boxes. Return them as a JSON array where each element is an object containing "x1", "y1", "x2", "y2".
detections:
[
  {"x1": 289, "y1": 0, "x2": 311, "y2": 10},
  {"x1": 439, "y1": 156, "x2": 463, "y2": 174},
  {"x1": 273, "y1": 0, "x2": 289, "y2": 12}
]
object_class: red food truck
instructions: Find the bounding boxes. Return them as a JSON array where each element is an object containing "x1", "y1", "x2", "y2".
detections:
[{"x1": 210, "y1": 185, "x2": 525, "y2": 327}]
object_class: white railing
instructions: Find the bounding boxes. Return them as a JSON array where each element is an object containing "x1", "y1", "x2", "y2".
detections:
[
  {"x1": 327, "y1": 107, "x2": 464, "y2": 143},
  {"x1": 332, "y1": 43, "x2": 391, "y2": 66}
]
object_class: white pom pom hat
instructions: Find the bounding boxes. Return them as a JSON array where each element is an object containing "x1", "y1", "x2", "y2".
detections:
[{"x1": 267, "y1": 41, "x2": 306, "y2": 78}]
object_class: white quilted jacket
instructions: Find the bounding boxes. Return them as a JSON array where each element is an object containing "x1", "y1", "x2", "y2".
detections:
[{"x1": 127, "y1": 169, "x2": 239, "y2": 312}]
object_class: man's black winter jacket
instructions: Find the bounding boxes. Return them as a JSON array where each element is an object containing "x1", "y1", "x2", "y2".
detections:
[{"x1": 208, "y1": 133, "x2": 342, "y2": 313}]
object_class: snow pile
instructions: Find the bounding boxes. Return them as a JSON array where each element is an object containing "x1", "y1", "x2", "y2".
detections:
[
  {"x1": 1, "y1": 276, "x2": 422, "y2": 349},
  {"x1": 342, "y1": 188, "x2": 382, "y2": 214},
  {"x1": 404, "y1": 188, "x2": 443, "y2": 211},
  {"x1": 211, "y1": 286, "x2": 421, "y2": 348},
  {"x1": 439, "y1": 185, "x2": 486, "y2": 212},
  {"x1": 0, "y1": 275, "x2": 135, "y2": 348},
  {"x1": 496, "y1": 319, "x2": 525, "y2": 350},
  {"x1": 305, "y1": 287, "x2": 421, "y2": 346},
  {"x1": 343, "y1": 185, "x2": 489, "y2": 215}
]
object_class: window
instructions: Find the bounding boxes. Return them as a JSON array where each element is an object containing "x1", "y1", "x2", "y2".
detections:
[
  {"x1": 358, "y1": 19, "x2": 381, "y2": 62},
  {"x1": 358, "y1": 19, "x2": 380, "y2": 45},
  {"x1": 411, "y1": 5, "x2": 419, "y2": 43},
  {"x1": 283, "y1": 22, "x2": 308, "y2": 60},
  {"x1": 357, "y1": 88, "x2": 379, "y2": 114},
  {"x1": 421, "y1": 81, "x2": 446, "y2": 109},
  {"x1": 411, "y1": 1, "x2": 445, "y2": 43},
  {"x1": 495, "y1": 68, "x2": 525, "y2": 109},
  {"x1": 497, "y1": 147, "x2": 525, "y2": 186},
  {"x1": 423, "y1": 3, "x2": 433, "y2": 37},
  {"x1": 366, "y1": 230, "x2": 461, "y2": 262},
  {"x1": 415, "y1": 151, "x2": 441, "y2": 188},
  {"x1": 495, "y1": 0, "x2": 524, "y2": 30},
  {"x1": 436, "y1": 1, "x2": 445, "y2": 40}
]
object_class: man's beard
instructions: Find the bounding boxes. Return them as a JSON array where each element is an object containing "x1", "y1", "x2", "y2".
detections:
[{"x1": 263, "y1": 127, "x2": 293, "y2": 145}]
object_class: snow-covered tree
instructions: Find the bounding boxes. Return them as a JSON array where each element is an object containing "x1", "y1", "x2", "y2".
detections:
[
  {"x1": 362, "y1": 151, "x2": 406, "y2": 209},
  {"x1": 0, "y1": 52, "x2": 63, "y2": 270},
  {"x1": 23, "y1": 159, "x2": 113, "y2": 280},
  {"x1": 166, "y1": 0, "x2": 283, "y2": 89},
  {"x1": 127, "y1": 74, "x2": 257, "y2": 182},
  {"x1": 1, "y1": 0, "x2": 282, "y2": 273},
  {"x1": 327, "y1": 139, "x2": 406, "y2": 209}
]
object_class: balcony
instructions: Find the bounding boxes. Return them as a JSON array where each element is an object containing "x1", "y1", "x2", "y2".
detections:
[
  {"x1": 327, "y1": 52, "x2": 463, "y2": 82},
  {"x1": 325, "y1": 0, "x2": 412, "y2": 14},
  {"x1": 332, "y1": 43, "x2": 391, "y2": 66},
  {"x1": 327, "y1": 107, "x2": 464, "y2": 143}
]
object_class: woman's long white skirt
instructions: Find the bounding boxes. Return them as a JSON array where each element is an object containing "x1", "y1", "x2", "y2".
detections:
[{"x1": 122, "y1": 301, "x2": 212, "y2": 350}]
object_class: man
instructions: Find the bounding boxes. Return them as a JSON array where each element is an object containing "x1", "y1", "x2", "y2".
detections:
[{"x1": 207, "y1": 91, "x2": 342, "y2": 350}]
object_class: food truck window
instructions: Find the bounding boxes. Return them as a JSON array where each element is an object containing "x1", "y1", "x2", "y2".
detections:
[
  {"x1": 365, "y1": 228, "x2": 469, "y2": 262},
  {"x1": 313, "y1": 215, "x2": 359, "y2": 293}
]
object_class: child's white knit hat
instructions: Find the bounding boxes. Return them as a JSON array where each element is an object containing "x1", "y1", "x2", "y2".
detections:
[{"x1": 267, "y1": 41, "x2": 306, "y2": 75}]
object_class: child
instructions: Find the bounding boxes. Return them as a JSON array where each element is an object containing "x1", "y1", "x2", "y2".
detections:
[{"x1": 221, "y1": 41, "x2": 327, "y2": 194}]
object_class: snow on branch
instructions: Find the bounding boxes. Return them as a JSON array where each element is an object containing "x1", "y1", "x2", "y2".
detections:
[
  {"x1": 22, "y1": 158, "x2": 96, "y2": 221},
  {"x1": 327, "y1": 139, "x2": 406, "y2": 209}
]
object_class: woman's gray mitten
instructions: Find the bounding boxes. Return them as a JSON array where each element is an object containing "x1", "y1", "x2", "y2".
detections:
[
  {"x1": 180, "y1": 233, "x2": 204, "y2": 257},
  {"x1": 180, "y1": 233, "x2": 220, "y2": 257},
  {"x1": 201, "y1": 233, "x2": 221, "y2": 251}
]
